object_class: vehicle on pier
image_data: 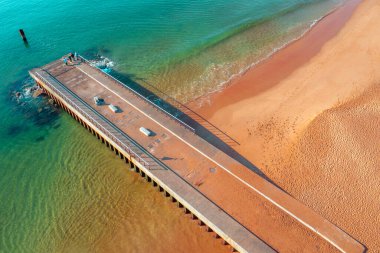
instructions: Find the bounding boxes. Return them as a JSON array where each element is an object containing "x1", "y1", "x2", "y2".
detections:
[
  {"x1": 93, "y1": 96, "x2": 104, "y2": 105},
  {"x1": 139, "y1": 127, "x2": 152, "y2": 137},
  {"x1": 108, "y1": 104, "x2": 120, "y2": 113}
]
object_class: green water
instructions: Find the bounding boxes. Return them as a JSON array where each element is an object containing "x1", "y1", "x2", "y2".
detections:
[{"x1": 0, "y1": 0, "x2": 343, "y2": 252}]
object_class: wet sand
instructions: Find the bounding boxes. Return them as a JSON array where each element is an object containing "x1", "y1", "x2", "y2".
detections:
[
  {"x1": 191, "y1": 0, "x2": 380, "y2": 251},
  {"x1": 190, "y1": 0, "x2": 362, "y2": 112}
]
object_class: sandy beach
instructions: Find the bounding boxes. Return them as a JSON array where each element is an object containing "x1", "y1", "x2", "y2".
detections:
[{"x1": 191, "y1": 0, "x2": 380, "y2": 251}]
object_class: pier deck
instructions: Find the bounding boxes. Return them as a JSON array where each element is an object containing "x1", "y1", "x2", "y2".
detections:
[{"x1": 29, "y1": 57, "x2": 365, "y2": 253}]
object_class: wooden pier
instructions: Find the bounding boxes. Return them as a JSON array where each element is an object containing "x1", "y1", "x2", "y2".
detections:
[{"x1": 29, "y1": 56, "x2": 365, "y2": 253}]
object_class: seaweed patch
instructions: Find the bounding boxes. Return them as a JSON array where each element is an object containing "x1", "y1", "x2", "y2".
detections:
[{"x1": 9, "y1": 77, "x2": 61, "y2": 128}]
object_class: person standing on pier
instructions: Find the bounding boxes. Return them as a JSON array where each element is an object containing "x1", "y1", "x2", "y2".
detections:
[
  {"x1": 63, "y1": 57, "x2": 68, "y2": 65},
  {"x1": 68, "y1": 53, "x2": 74, "y2": 62},
  {"x1": 74, "y1": 52, "x2": 78, "y2": 61}
]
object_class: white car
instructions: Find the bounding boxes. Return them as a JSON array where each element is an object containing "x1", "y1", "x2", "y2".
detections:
[
  {"x1": 108, "y1": 104, "x2": 119, "y2": 113},
  {"x1": 139, "y1": 127, "x2": 152, "y2": 137}
]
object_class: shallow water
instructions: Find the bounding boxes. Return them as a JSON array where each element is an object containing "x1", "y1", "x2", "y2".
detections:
[{"x1": 0, "y1": 0, "x2": 343, "y2": 252}]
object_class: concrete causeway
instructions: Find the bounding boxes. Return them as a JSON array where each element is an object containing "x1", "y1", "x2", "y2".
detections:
[{"x1": 29, "y1": 56, "x2": 365, "y2": 253}]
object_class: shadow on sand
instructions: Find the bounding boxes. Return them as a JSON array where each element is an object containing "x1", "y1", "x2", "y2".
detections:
[{"x1": 106, "y1": 68, "x2": 277, "y2": 184}]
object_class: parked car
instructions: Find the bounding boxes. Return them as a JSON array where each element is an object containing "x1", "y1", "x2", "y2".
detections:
[
  {"x1": 139, "y1": 127, "x2": 152, "y2": 137},
  {"x1": 93, "y1": 96, "x2": 104, "y2": 105},
  {"x1": 108, "y1": 104, "x2": 120, "y2": 113}
]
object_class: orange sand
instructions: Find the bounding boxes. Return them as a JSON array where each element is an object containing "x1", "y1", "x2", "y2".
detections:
[{"x1": 192, "y1": 0, "x2": 380, "y2": 251}]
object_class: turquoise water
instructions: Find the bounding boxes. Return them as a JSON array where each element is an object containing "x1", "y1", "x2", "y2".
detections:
[{"x1": 0, "y1": 0, "x2": 343, "y2": 252}]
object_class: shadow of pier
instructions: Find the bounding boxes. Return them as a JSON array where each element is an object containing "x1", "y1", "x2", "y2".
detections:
[{"x1": 108, "y1": 69, "x2": 273, "y2": 182}]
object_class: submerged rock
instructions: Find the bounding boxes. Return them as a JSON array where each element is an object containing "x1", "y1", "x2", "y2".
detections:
[
  {"x1": 32, "y1": 89, "x2": 45, "y2": 98},
  {"x1": 10, "y1": 77, "x2": 61, "y2": 127},
  {"x1": 7, "y1": 124, "x2": 27, "y2": 137}
]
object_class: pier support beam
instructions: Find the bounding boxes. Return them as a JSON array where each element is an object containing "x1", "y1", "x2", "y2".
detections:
[
  {"x1": 163, "y1": 190, "x2": 170, "y2": 197},
  {"x1": 213, "y1": 233, "x2": 221, "y2": 239},
  {"x1": 205, "y1": 226, "x2": 213, "y2": 232}
]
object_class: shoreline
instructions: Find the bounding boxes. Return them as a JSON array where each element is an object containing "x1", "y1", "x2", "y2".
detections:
[
  {"x1": 196, "y1": 1, "x2": 349, "y2": 102},
  {"x1": 188, "y1": 0, "x2": 362, "y2": 116},
  {"x1": 189, "y1": 0, "x2": 380, "y2": 251}
]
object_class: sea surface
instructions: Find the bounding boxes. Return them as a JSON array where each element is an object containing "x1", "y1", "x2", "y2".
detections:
[{"x1": 0, "y1": 0, "x2": 343, "y2": 252}]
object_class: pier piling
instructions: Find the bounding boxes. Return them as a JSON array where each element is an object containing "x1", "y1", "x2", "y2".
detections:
[{"x1": 19, "y1": 29, "x2": 27, "y2": 41}]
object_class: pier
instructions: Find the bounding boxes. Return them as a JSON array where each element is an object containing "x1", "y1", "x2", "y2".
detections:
[{"x1": 29, "y1": 56, "x2": 365, "y2": 253}]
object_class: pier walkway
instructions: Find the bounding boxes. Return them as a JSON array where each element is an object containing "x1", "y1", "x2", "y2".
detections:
[{"x1": 30, "y1": 56, "x2": 365, "y2": 253}]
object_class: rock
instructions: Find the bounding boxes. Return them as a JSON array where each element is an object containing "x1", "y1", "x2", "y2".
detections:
[{"x1": 33, "y1": 89, "x2": 45, "y2": 98}]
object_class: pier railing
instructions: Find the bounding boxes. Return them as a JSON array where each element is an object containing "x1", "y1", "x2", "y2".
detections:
[
  {"x1": 34, "y1": 70, "x2": 152, "y2": 168},
  {"x1": 78, "y1": 55, "x2": 196, "y2": 133},
  {"x1": 138, "y1": 80, "x2": 240, "y2": 146}
]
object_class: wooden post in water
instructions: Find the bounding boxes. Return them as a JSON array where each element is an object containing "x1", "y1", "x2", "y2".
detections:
[{"x1": 19, "y1": 29, "x2": 27, "y2": 42}]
